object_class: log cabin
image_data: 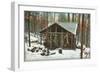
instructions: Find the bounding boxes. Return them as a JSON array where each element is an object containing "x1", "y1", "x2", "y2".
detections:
[{"x1": 40, "y1": 22, "x2": 78, "y2": 50}]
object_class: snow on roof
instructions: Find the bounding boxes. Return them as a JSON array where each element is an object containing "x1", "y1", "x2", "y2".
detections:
[
  {"x1": 41, "y1": 22, "x2": 78, "y2": 35},
  {"x1": 58, "y1": 22, "x2": 78, "y2": 35}
]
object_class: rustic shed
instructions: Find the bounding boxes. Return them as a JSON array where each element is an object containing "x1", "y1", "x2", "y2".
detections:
[{"x1": 40, "y1": 22, "x2": 78, "y2": 50}]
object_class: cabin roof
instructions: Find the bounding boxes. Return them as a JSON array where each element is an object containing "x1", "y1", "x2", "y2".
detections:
[{"x1": 40, "y1": 22, "x2": 78, "y2": 35}]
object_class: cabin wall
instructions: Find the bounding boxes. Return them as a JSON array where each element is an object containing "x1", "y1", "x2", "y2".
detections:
[{"x1": 41, "y1": 31, "x2": 76, "y2": 50}]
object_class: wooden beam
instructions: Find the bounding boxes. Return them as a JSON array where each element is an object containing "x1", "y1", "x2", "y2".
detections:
[
  {"x1": 61, "y1": 29, "x2": 63, "y2": 48},
  {"x1": 50, "y1": 27, "x2": 51, "y2": 49},
  {"x1": 55, "y1": 23, "x2": 57, "y2": 48}
]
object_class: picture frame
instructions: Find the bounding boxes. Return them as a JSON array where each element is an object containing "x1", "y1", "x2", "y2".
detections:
[{"x1": 11, "y1": 1, "x2": 96, "y2": 71}]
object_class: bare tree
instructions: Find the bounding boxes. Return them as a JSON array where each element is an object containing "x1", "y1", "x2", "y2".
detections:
[
  {"x1": 28, "y1": 12, "x2": 31, "y2": 47},
  {"x1": 80, "y1": 14, "x2": 85, "y2": 59},
  {"x1": 68, "y1": 13, "x2": 70, "y2": 22}
]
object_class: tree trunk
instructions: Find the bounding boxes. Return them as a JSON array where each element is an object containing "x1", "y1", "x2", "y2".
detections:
[
  {"x1": 28, "y1": 12, "x2": 31, "y2": 47},
  {"x1": 68, "y1": 13, "x2": 70, "y2": 22},
  {"x1": 80, "y1": 14, "x2": 85, "y2": 59},
  {"x1": 72, "y1": 13, "x2": 74, "y2": 22}
]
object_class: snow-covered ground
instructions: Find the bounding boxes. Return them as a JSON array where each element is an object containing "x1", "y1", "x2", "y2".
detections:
[
  {"x1": 24, "y1": 32, "x2": 90, "y2": 61},
  {"x1": 24, "y1": 49, "x2": 81, "y2": 61}
]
